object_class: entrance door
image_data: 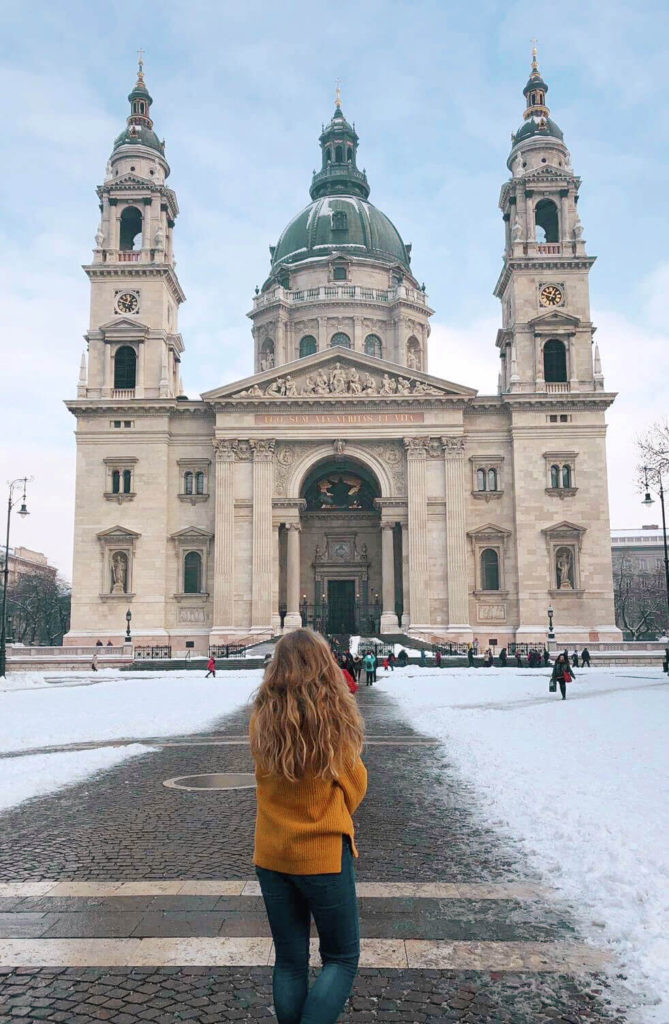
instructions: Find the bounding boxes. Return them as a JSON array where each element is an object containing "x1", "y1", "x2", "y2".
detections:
[{"x1": 327, "y1": 580, "x2": 356, "y2": 634}]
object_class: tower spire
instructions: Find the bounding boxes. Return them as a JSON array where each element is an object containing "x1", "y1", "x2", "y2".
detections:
[
  {"x1": 335, "y1": 79, "x2": 342, "y2": 111},
  {"x1": 310, "y1": 93, "x2": 370, "y2": 200}
]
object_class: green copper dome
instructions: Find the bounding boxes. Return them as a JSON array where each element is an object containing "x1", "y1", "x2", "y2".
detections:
[
  {"x1": 112, "y1": 61, "x2": 165, "y2": 156},
  {"x1": 272, "y1": 195, "x2": 411, "y2": 270},
  {"x1": 270, "y1": 98, "x2": 411, "y2": 273}
]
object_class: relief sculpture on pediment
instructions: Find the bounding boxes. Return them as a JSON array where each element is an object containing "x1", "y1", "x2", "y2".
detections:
[{"x1": 236, "y1": 361, "x2": 441, "y2": 398}]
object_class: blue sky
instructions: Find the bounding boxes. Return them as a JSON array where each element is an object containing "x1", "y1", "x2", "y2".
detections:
[{"x1": 1, "y1": 0, "x2": 668, "y2": 575}]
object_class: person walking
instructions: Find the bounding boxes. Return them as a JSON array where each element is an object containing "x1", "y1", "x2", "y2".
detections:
[
  {"x1": 467, "y1": 646, "x2": 474, "y2": 667},
  {"x1": 363, "y1": 651, "x2": 375, "y2": 686},
  {"x1": 550, "y1": 652, "x2": 574, "y2": 700},
  {"x1": 388, "y1": 651, "x2": 396, "y2": 671},
  {"x1": 543, "y1": 648, "x2": 551, "y2": 667},
  {"x1": 250, "y1": 628, "x2": 367, "y2": 1024},
  {"x1": 419, "y1": 649, "x2": 427, "y2": 667},
  {"x1": 205, "y1": 655, "x2": 216, "y2": 678},
  {"x1": 435, "y1": 649, "x2": 442, "y2": 668},
  {"x1": 91, "y1": 651, "x2": 98, "y2": 672},
  {"x1": 571, "y1": 649, "x2": 579, "y2": 668},
  {"x1": 499, "y1": 647, "x2": 507, "y2": 667},
  {"x1": 353, "y1": 653, "x2": 363, "y2": 681},
  {"x1": 581, "y1": 647, "x2": 591, "y2": 668}
]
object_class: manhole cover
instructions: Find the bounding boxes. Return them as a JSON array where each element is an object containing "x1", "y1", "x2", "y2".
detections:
[{"x1": 163, "y1": 772, "x2": 256, "y2": 791}]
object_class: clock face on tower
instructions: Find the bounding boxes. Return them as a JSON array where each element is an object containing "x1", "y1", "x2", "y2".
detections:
[
  {"x1": 115, "y1": 291, "x2": 139, "y2": 314},
  {"x1": 539, "y1": 284, "x2": 563, "y2": 307}
]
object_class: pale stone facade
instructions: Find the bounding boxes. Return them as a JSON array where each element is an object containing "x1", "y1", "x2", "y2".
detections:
[{"x1": 65, "y1": 56, "x2": 621, "y2": 652}]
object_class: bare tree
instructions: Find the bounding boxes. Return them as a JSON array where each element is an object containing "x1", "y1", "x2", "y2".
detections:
[
  {"x1": 7, "y1": 573, "x2": 71, "y2": 646},
  {"x1": 637, "y1": 419, "x2": 669, "y2": 473},
  {"x1": 613, "y1": 554, "x2": 667, "y2": 640}
]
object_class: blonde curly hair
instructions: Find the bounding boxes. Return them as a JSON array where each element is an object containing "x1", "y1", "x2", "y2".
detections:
[{"x1": 250, "y1": 628, "x2": 364, "y2": 782}]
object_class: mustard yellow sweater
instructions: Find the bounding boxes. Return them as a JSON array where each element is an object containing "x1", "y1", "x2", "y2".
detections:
[{"x1": 253, "y1": 756, "x2": 368, "y2": 875}]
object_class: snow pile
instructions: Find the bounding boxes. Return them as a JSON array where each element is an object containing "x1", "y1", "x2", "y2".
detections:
[
  {"x1": 379, "y1": 665, "x2": 669, "y2": 1022},
  {"x1": 0, "y1": 669, "x2": 262, "y2": 753},
  {"x1": 0, "y1": 669, "x2": 262, "y2": 812}
]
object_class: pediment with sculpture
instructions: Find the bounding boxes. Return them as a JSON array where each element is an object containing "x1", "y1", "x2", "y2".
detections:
[{"x1": 202, "y1": 350, "x2": 476, "y2": 402}]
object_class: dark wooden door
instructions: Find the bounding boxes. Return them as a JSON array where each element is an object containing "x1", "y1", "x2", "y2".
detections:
[{"x1": 327, "y1": 579, "x2": 356, "y2": 633}]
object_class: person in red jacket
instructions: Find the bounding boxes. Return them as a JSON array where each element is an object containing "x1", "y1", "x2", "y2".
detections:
[
  {"x1": 205, "y1": 656, "x2": 216, "y2": 678},
  {"x1": 342, "y1": 667, "x2": 358, "y2": 694}
]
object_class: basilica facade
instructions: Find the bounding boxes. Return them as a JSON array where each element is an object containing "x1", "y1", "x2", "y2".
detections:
[{"x1": 65, "y1": 54, "x2": 621, "y2": 651}]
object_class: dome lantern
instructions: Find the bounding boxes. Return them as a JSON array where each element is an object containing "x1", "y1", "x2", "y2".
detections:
[
  {"x1": 112, "y1": 54, "x2": 165, "y2": 156},
  {"x1": 310, "y1": 85, "x2": 370, "y2": 201},
  {"x1": 510, "y1": 46, "x2": 564, "y2": 150}
]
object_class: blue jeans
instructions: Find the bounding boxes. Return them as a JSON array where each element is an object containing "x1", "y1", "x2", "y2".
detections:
[{"x1": 256, "y1": 836, "x2": 360, "y2": 1024}]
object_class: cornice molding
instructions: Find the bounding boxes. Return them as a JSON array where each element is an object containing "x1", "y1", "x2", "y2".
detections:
[{"x1": 84, "y1": 263, "x2": 186, "y2": 304}]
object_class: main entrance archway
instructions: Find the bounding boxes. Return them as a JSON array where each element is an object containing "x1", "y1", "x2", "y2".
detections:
[{"x1": 278, "y1": 456, "x2": 402, "y2": 636}]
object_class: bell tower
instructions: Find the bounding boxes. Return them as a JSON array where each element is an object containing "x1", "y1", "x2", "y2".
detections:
[
  {"x1": 79, "y1": 57, "x2": 186, "y2": 401},
  {"x1": 494, "y1": 49, "x2": 604, "y2": 395}
]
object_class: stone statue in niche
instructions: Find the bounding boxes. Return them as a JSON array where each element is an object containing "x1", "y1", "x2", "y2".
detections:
[
  {"x1": 111, "y1": 551, "x2": 128, "y2": 594},
  {"x1": 556, "y1": 547, "x2": 574, "y2": 590},
  {"x1": 406, "y1": 348, "x2": 419, "y2": 370}
]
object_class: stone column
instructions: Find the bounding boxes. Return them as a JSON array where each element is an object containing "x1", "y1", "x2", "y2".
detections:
[
  {"x1": 271, "y1": 524, "x2": 281, "y2": 634},
  {"x1": 401, "y1": 521, "x2": 410, "y2": 627},
  {"x1": 285, "y1": 523, "x2": 302, "y2": 629},
  {"x1": 442, "y1": 437, "x2": 471, "y2": 630},
  {"x1": 380, "y1": 521, "x2": 399, "y2": 633},
  {"x1": 353, "y1": 316, "x2": 363, "y2": 352},
  {"x1": 251, "y1": 440, "x2": 275, "y2": 629},
  {"x1": 404, "y1": 437, "x2": 430, "y2": 626},
  {"x1": 135, "y1": 342, "x2": 145, "y2": 398},
  {"x1": 317, "y1": 316, "x2": 327, "y2": 352},
  {"x1": 104, "y1": 343, "x2": 112, "y2": 396},
  {"x1": 212, "y1": 440, "x2": 237, "y2": 632}
]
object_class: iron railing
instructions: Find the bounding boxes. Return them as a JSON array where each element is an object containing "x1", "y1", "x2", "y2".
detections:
[{"x1": 134, "y1": 645, "x2": 172, "y2": 660}]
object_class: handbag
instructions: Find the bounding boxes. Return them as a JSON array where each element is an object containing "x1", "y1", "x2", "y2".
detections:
[
  {"x1": 549, "y1": 679, "x2": 556, "y2": 692},
  {"x1": 563, "y1": 670, "x2": 572, "y2": 683}
]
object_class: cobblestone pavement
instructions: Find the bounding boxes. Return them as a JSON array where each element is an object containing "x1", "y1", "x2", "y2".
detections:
[{"x1": 0, "y1": 687, "x2": 631, "y2": 1022}]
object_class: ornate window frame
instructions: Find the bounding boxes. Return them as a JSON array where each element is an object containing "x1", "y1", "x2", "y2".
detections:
[
  {"x1": 103, "y1": 456, "x2": 137, "y2": 503},
  {"x1": 470, "y1": 455, "x2": 504, "y2": 501},
  {"x1": 467, "y1": 523, "x2": 511, "y2": 595},
  {"x1": 177, "y1": 458, "x2": 211, "y2": 504},
  {"x1": 97, "y1": 525, "x2": 140, "y2": 599},
  {"x1": 543, "y1": 451, "x2": 578, "y2": 498},
  {"x1": 170, "y1": 527, "x2": 213, "y2": 599},
  {"x1": 541, "y1": 520, "x2": 586, "y2": 595}
]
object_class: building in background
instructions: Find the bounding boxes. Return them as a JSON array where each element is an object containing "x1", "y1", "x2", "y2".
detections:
[
  {"x1": 611, "y1": 526, "x2": 668, "y2": 639},
  {"x1": 1, "y1": 547, "x2": 57, "y2": 588},
  {"x1": 65, "y1": 53, "x2": 621, "y2": 651}
]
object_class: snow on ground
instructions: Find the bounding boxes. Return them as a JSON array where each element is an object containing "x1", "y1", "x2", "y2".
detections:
[
  {"x1": 378, "y1": 665, "x2": 669, "y2": 1023},
  {"x1": 0, "y1": 745, "x2": 154, "y2": 814},
  {"x1": 0, "y1": 669, "x2": 262, "y2": 753},
  {"x1": 0, "y1": 668, "x2": 262, "y2": 812}
]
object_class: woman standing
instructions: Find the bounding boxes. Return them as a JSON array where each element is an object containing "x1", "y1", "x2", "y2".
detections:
[
  {"x1": 550, "y1": 652, "x2": 574, "y2": 700},
  {"x1": 250, "y1": 628, "x2": 367, "y2": 1024}
]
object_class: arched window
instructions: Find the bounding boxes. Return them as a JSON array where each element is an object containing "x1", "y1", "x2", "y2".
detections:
[
  {"x1": 488, "y1": 468, "x2": 498, "y2": 491},
  {"x1": 260, "y1": 339, "x2": 274, "y2": 370},
  {"x1": 111, "y1": 470, "x2": 120, "y2": 494},
  {"x1": 347, "y1": 146, "x2": 353, "y2": 162},
  {"x1": 195, "y1": 471, "x2": 205, "y2": 495},
  {"x1": 184, "y1": 471, "x2": 193, "y2": 495},
  {"x1": 183, "y1": 551, "x2": 202, "y2": 594},
  {"x1": 543, "y1": 339, "x2": 567, "y2": 382},
  {"x1": 139, "y1": 101, "x2": 145, "y2": 114},
  {"x1": 326, "y1": 148, "x2": 332, "y2": 163},
  {"x1": 562, "y1": 465, "x2": 572, "y2": 488},
  {"x1": 335, "y1": 145, "x2": 343, "y2": 162},
  {"x1": 122, "y1": 469, "x2": 132, "y2": 494},
  {"x1": 330, "y1": 332, "x2": 351, "y2": 348},
  {"x1": 364, "y1": 334, "x2": 382, "y2": 359},
  {"x1": 481, "y1": 549, "x2": 500, "y2": 591},
  {"x1": 535, "y1": 199, "x2": 559, "y2": 243},
  {"x1": 331, "y1": 211, "x2": 347, "y2": 231},
  {"x1": 119, "y1": 206, "x2": 143, "y2": 250},
  {"x1": 476, "y1": 469, "x2": 487, "y2": 491},
  {"x1": 406, "y1": 337, "x2": 421, "y2": 370},
  {"x1": 299, "y1": 335, "x2": 317, "y2": 358},
  {"x1": 114, "y1": 346, "x2": 136, "y2": 389},
  {"x1": 551, "y1": 464, "x2": 560, "y2": 489}
]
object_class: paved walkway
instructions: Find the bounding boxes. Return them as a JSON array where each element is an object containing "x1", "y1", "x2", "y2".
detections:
[{"x1": 0, "y1": 687, "x2": 628, "y2": 1022}]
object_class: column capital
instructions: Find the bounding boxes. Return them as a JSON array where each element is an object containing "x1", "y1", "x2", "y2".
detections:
[
  {"x1": 403, "y1": 436, "x2": 430, "y2": 459},
  {"x1": 285, "y1": 522, "x2": 302, "y2": 532},
  {"x1": 213, "y1": 438, "x2": 239, "y2": 462},
  {"x1": 380, "y1": 520, "x2": 396, "y2": 531},
  {"x1": 441, "y1": 436, "x2": 466, "y2": 458},
  {"x1": 250, "y1": 438, "x2": 276, "y2": 462}
]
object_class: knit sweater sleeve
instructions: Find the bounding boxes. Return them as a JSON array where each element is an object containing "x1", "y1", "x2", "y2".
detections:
[{"x1": 337, "y1": 756, "x2": 368, "y2": 815}]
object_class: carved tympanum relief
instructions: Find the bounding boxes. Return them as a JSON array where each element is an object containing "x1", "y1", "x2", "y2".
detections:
[{"x1": 236, "y1": 361, "x2": 442, "y2": 398}]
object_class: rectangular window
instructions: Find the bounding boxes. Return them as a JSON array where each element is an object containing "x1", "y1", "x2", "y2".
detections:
[
  {"x1": 112, "y1": 420, "x2": 122, "y2": 428},
  {"x1": 123, "y1": 420, "x2": 133, "y2": 428}
]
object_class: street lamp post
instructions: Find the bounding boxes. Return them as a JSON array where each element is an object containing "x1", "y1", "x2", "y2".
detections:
[
  {"x1": 547, "y1": 604, "x2": 555, "y2": 642},
  {"x1": 642, "y1": 465, "x2": 669, "y2": 631},
  {"x1": 125, "y1": 608, "x2": 132, "y2": 644},
  {"x1": 0, "y1": 478, "x2": 31, "y2": 678}
]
